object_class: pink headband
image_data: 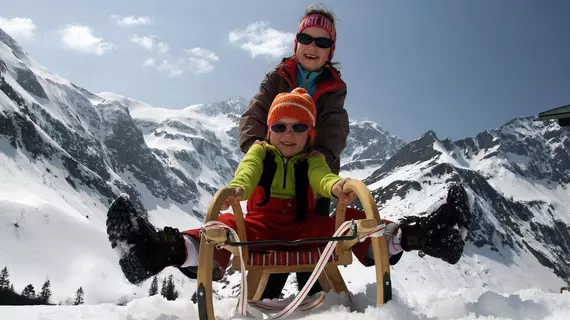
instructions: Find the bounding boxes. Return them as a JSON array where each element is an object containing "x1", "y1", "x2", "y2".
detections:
[
  {"x1": 296, "y1": 14, "x2": 336, "y2": 42},
  {"x1": 294, "y1": 14, "x2": 336, "y2": 61}
]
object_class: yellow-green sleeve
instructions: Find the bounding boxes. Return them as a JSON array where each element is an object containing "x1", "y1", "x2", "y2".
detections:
[
  {"x1": 307, "y1": 155, "x2": 342, "y2": 199},
  {"x1": 227, "y1": 143, "x2": 266, "y2": 200}
]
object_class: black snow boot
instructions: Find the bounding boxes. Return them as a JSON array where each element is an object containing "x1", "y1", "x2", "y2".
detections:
[
  {"x1": 398, "y1": 183, "x2": 471, "y2": 264},
  {"x1": 106, "y1": 194, "x2": 187, "y2": 284}
]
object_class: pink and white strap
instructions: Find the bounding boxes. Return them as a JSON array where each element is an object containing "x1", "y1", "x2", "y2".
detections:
[{"x1": 200, "y1": 220, "x2": 386, "y2": 318}]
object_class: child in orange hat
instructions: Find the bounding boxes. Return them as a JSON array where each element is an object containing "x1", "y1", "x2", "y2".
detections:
[
  {"x1": 222, "y1": 87, "x2": 349, "y2": 209},
  {"x1": 106, "y1": 88, "x2": 471, "y2": 295}
]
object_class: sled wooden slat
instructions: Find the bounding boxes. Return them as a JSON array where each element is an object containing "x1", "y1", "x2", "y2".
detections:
[{"x1": 231, "y1": 249, "x2": 353, "y2": 271}]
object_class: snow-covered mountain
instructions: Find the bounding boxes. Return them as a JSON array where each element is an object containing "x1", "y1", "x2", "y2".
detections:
[
  {"x1": 359, "y1": 119, "x2": 570, "y2": 285},
  {"x1": 341, "y1": 120, "x2": 407, "y2": 173},
  {"x1": 1, "y1": 26, "x2": 569, "y2": 319},
  {"x1": 0, "y1": 27, "x2": 242, "y2": 304},
  {"x1": 97, "y1": 92, "x2": 246, "y2": 208}
]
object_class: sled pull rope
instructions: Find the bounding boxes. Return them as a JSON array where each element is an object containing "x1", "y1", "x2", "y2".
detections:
[{"x1": 200, "y1": 219, "x2": 386, "y2": 318}]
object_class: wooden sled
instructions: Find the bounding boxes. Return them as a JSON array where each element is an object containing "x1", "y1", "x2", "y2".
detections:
[
  {"x1": 196, "y1": 179, "x2": 392, "y2": 320},
  {"x1": 561, "y1": 284, "x2": 570, "y2": 293}
]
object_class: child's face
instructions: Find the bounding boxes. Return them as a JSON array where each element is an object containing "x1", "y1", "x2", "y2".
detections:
[
  {"x1": 269, "y1": 118, "x2": 310, "y2": 157},
  {"x1": 295, "y1": 27, "x2": 332, "y2": 71}
]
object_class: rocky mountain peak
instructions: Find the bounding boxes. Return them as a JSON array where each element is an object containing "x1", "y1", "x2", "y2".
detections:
[{"x1": 0, "y1": 27, "x2": 28, "y2": 62}]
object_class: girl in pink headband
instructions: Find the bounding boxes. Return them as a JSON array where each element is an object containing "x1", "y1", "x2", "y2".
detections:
[{"x1": 239, "y1": 5, "x2": 345, "y2": 175}]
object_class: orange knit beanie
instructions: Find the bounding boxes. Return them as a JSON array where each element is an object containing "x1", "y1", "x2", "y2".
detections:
[{"x1": 267, "y1": 87, "x2": 317, "y2": 143}]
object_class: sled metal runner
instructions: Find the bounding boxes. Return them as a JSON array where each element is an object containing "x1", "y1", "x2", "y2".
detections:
[
  {"x1": 196, "y1": 179, "x2": 392, "y2": 320},
  {"x1": 225, "y1": 223, "x2": 358, "y2": 247}
]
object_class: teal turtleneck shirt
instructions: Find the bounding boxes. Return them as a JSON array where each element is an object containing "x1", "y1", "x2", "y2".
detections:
[{"x1": 296, "y1": 63, "x2": 322, "y2": 97}]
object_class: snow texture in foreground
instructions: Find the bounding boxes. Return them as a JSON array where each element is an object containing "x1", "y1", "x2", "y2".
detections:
[{"x1": 0, "y1": 288, "x2": 569, "y2": 320}]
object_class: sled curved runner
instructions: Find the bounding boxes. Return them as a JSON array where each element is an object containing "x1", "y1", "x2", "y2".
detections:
[{"x1": 196, "y1": 179, "x2": 392, "y2": 320}]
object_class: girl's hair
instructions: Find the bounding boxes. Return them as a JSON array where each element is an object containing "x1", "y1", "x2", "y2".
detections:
[
  {"x1": 301, "y1": 3, "x2": 337, "y2": 26},
  {"x1": 300, "y1": 3, "x2": 341, "y2": 69}
]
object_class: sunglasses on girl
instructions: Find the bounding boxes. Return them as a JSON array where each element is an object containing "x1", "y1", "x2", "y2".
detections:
[
  {"x1": 269, "y1": 123, "x2": 311, "y2": 133},
  {"x1": 296, "y1": 33, "x2": 335, "y2": 49}
]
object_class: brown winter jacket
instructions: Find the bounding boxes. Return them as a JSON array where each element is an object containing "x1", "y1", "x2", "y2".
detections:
[{"x1": 238, "y1": 56, "x2": 349, "y2": 174}]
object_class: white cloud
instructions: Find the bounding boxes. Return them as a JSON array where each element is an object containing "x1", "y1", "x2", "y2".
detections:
[
  {"x1": 0, "y1": 17, "x2": 36, "y2": 41},
  {"x1": 111, "y1": 15, "x2": 151, "y2": 26},
  {"x1": 142, "y1": 47, "x2": 219, "y2": 77},
  {"x1": 142, "y1": 58, "x2": 155, "y2": 67},
  {"x1": 156, "y1": 42, "x2": 169, "y2": 55},
  {"x1": 129, "y1": 34, "x2": 169, "y2": 54},
  {"x1": 142, "y1": 58, "x2": 184, "y2": 77},
  {"x1": 185, "y1": 47, "x2": 219, "y2": 74},
  {"x1": 130, "y1": 34, "x2": 154, "y2": 50},
  {"x1": 229, "y1": 21, "x2": 294, "y2": 59},
  {"x1": 60, "y1": 25, "x2": 114, "y2": 56}
]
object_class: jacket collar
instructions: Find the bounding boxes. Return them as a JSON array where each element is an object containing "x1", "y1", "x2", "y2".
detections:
[
  {"x1": 276, "y1": 56, "x2": 346, "y2": 101},
  {"x1": 264, "y1": 143, "x2": 308, "y2": 163}
]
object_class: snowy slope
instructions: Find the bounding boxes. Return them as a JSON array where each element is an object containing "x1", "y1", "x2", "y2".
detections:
[{"x1": 1, "y1": 288, "x2": 569, "y2": 320}]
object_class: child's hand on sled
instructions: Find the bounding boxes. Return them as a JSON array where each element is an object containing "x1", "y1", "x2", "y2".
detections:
[
  {"x1": 221, "y1": 187, "x2": 244, "y2": 211},
  {"x1": 332, "y1": 178, "x2": 357, "y2": 204}
]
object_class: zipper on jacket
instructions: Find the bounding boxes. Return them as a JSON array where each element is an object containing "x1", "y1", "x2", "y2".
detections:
[
  {"x1": 282, "y1": 158, "x2": 288, "y2": 189},
  {"x1": 304, "y1": 71, "x2": 311, "y2": 89}
]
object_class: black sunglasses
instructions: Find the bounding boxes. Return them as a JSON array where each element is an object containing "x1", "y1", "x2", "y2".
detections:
[
  {"x1": 269, "y1": 123, "x2": 310, "y2": 133},
  {"x1": 296, "y1": 33, "x2": 335, "y2": 49}
]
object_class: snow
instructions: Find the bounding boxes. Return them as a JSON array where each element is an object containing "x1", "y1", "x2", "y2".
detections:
[
  {"x1": 480, "y1": 159, "x2": 570, "y2": 225},
  {"x1": 26, "y1": 59, "x2": 72, "y2": 86},
  {"x1": 128, "y1": 101, "x2": 237, "y2": 151},
  {"x1": 0, "y1": 144, "x2": 138, "y2": 302},
  {"x1": 118, "y1": 170, "x2": 202, "y2": 231},
  {"x1": 0, "y1": 288, "x2": 568, "y2": 319},
  {"x1": 144, "y1": 132, "x2": 198, "y2": 151},
  {"x1": 432, "y1": 140, "x2": 468, "y2": 169},
  {"x1": 0, "y1": 44, "x2": 73, "y2": 126},
  {"x1": 340, "y1": 164, "x2": 382, "y2": 181},
  {"x1": 506, "y1": 151, "x2": 531, "y2": 171},
  {"x1": 0, "y1": 39, "x2": 25, "y2": 72},
  {"x1": 367, "y1": 160, "x2": 427, "y2": 193},
  {"x1": 0, "y1": 84, "x2": 19, "y2": 112}
]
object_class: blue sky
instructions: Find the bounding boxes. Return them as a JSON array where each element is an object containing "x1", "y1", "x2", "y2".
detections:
[{"x1": 1, "y1": 0, "x2": 569, "y2": 142}]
